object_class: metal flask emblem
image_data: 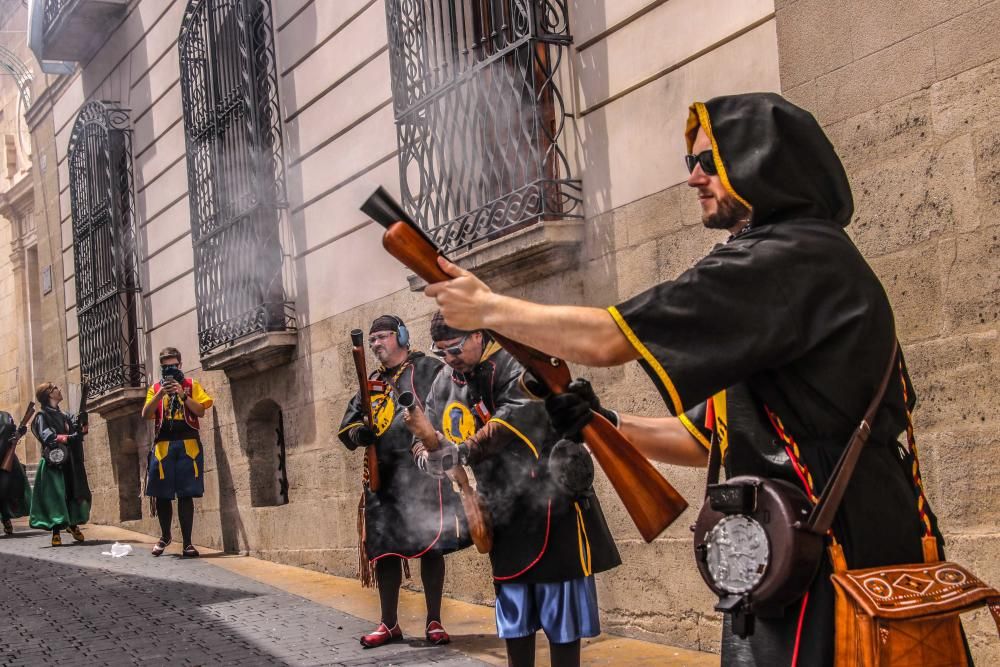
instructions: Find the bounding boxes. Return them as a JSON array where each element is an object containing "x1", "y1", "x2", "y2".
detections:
[{"x1": 705, "y1": 515, "x2": 770, "y2": 594}]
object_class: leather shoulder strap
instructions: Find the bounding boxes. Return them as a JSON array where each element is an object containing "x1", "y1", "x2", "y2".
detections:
[{"x1": 805, "y1": 341, "x2": 900, "y2": 535}]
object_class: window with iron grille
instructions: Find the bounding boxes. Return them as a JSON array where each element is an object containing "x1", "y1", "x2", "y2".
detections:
[
  {"x1": 68, "y1": 101, "x2": 144, "y2": 397},
  {"x1": 178, "y1": 0, "x2": 293, "y2": 357},
  {"x1": 385, "y1": 0, "x2": 581, "y2": 254}
]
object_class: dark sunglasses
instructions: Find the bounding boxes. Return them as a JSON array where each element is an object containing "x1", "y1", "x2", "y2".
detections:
[
  {"x1": 684, "y1": 149, "x2": 717, "y2": 176},
  {"x1": 431, "y1": 334, "x2": 470, "y2": 358}
]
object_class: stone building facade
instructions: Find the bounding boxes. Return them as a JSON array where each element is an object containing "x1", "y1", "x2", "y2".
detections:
[{"x1": 0, "y1": 0, "x2": 995, "y2": 660}]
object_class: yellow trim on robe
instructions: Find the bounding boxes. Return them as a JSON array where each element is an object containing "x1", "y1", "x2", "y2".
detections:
[
  {"x1": 479, "y1": 339, "x2": 504, "y2": 363},
  {"x1": 607, "y1": 306, "x2": 685, "y2": 416},
  {"x1": 338, "y1": 421, "x2": 363, "y2": 436},
  {"x1": 679, "y1": 413, "x2": 711, "y2": 451},
  {"x1": 153, "y1": 441, "x2": 170, "y2": 479},
  {"x1": 689, "y1": 102, "x2": 753, "y2": 211},
  {"x1": 487, "y1": 418, "x2": 539, "y2": 459},
  {"x1": 184, "y1": 439, "x2": 200, "y2": 477},
  {"x1": 574, "y1": 502, "x2": 593, "y2": 576},
  {"x1": 712, "y1": 390, "x2": 729, "y2": 461}
]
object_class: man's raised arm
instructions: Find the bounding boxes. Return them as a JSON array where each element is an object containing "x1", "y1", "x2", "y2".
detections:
[{"x1": 424, "y1": 257, "x2": 637, "y2": 368}]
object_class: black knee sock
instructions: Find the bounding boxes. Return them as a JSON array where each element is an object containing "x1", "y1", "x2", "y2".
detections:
[
  {"x1": 375, "y1": 557, "x2": 403, "y2": 627},
  {"x1": 177, "y1": 497, "x2": 194, "y2": 547},
  {"x1": 420, "y1": 553, "x2": 445, "y2": 625},
  {"x1": 549, "y1": 639, "x2": 581, "y2": 667},
  {"x1": 155, "y1": 498, "x2": 173, "y2": 540},
  {"x1": 505, "y1": 635, "x2": 536, "y2": 667}
]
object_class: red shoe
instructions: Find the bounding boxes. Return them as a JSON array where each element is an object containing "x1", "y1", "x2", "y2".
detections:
[
  {"x1": 425, "y1": 620, "x2": 450, "y2": 645},
  {"x1": 360, "y1": 622, "x2": 402, "y2": 648}
]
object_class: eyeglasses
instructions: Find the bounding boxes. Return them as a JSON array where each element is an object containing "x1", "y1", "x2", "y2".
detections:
[
  {"x1": 684, "y1": 149, "x2": 717, "y2": 176},
  {"x1": 431, "y1": 334, "x2": 470, "y2": 358},
  {"x1": 368, "y1": 332, "x2": 395, "y2": 346}
]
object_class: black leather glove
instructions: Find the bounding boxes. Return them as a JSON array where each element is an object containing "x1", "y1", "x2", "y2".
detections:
[
  {"x1": 544, "y1": 378, "x2": 619, "y2": 442},
  {"x1": 350, "y1": 425, "x2": 376, "y2": 449}
]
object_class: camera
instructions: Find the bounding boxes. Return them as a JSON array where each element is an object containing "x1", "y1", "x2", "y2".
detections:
[{"x1": 161, "y1": 364, "x2": 185, "y2": 385}]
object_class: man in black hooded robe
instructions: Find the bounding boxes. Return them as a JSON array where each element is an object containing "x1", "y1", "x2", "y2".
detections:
[{"x1": 419, "y1": 92, "x2": 952, "y2": 666}]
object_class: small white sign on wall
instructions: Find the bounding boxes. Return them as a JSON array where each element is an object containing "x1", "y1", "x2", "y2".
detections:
[{"x1": 41, "y1": 264, "x2": 52, "y2": 294}]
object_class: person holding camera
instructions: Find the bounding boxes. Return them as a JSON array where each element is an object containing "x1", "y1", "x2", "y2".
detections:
[
  {"x1": 28, "y1": 382, "x2": 91, "y2": 546},
  {"x1": 141, "y1": 347, "x2": 213, "y2": 558}
]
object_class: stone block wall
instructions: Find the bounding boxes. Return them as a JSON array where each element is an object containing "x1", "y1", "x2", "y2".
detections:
[
  {"x1": 778, "y1": 1, "x2": 1000, "y2": 662},
  {"x1": 20, "y1": 0, "x2": 1000, "y2": 661}
]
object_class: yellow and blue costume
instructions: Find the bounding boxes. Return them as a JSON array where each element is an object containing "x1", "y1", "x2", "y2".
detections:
[{"x1": 143, "y1": 379, "x2": 213, "y2": 499}]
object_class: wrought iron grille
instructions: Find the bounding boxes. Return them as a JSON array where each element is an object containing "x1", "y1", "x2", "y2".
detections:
[
  {"x1": 385, "y1": 0, "x2": 581, "y2": 253},
  {"x1": 43, "y1": 0, "x2": 72, "y2": 36},
  {"x1": 178, "y1": 0, "x2": 293, "y2": 357},
  {"x1": 68, "y1": 101, "x2": 145, "y2": 397}
]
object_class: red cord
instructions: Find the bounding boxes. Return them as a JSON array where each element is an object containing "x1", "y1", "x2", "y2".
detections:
[
  {"x1": 493, "y1": 501, "x2": 552, "y2": 581},
  {"x1": 371, "y1": 480, "x2": 444, "y2": 562},
  {"x1": 791, "y1": 591, "x2": 810, "y2": 667}
]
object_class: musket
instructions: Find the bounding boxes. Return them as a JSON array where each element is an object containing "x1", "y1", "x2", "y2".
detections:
[
  {"x1": 398, "y1": 390, "x2": 492, "y2": 554},
  {"x1": 361, "y1": 187, "x2": 688, "y2": 542},
  {"x1": 1, "y1": 402, "x2": 36, "y2": 473},
  {"x1": 350, "y1": 329, "x2": 381, "y2": 492},
  {"x1": 74, "y1": 377, "x2": 90, "y2": 433}
]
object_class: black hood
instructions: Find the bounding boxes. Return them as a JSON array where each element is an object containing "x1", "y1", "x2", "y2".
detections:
[{"x1": 685, "y1": 92, "x2": 854, "y2": 227}]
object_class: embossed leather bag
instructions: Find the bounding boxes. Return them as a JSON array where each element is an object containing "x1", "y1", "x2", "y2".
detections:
[
  {"x1": 825, "y1": 348, "x2": 1000, "y2": 665},
  {"x1": 829, "y1": 539, "x2": 1000, "y2": 667}
]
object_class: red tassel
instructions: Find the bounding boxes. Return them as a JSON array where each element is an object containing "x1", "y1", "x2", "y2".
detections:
[{"x1": 358, "y1": 491, "x2": 376, "y2": 589}]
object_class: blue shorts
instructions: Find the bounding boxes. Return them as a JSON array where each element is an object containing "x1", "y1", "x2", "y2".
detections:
[
  {"x1": 494, "y1": 576, "x2": 600, "y2": 643},
  {"x1": 145, "y1": 439, "x2": 204, "y2": 499}
]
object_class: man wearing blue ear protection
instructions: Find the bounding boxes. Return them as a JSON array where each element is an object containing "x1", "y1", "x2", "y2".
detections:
[{"x1": 338, "y1": 315, "x2": 470, "y2": 649}]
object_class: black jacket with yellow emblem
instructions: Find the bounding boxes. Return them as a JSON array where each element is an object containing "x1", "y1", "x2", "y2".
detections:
[
  {"x1": 339, "y1": 351, "x2": 469, "y2": 560},
  {"x1": 424, "y1": 341, "x2": 620, "y2": 583}
]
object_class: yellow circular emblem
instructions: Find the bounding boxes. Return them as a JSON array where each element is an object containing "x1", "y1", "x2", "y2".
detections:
[
  {"x1": 441, "y1": 401, "x2": 476, "y2": 444},
  {"x1": 370, "y1": 392, "x2": 396, "y2": 436}
]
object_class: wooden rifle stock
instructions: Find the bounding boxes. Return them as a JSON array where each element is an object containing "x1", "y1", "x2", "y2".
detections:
[
  {"x1": 399, "y1": 391, "x2": 493, "y2": 554},
  {"x1": 1, "y1": 401, "x2": 36, "y2": 473},
  {"x1": 350, "y1": 329, "x2": 381, "y2": 492},
  {"x1": 361, "y1": 187, "x2": 688, "y2": 542}
]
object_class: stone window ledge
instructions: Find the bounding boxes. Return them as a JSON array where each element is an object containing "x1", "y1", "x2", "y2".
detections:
[
  {"x1": 201, "y1": 331, "x2": 298, "y2": 379},
  {"x1": 407, "y1": 220, "x2": 585, "y2": 292},
  {"x1": 88, "y1": 386, "x2": 148, "y2": 421}
]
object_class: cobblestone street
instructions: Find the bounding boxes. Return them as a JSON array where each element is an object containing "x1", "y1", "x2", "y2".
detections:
[{"x1": 0, "y1": 524, "x2": 486, "y2": 667}]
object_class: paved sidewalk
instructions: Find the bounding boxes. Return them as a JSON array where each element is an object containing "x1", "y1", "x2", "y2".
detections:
[
  {"x1": 0, "y1": 521, "x2": 718, "y2": 666},
  {"x1": 0, "y1": 523, "x2": 485, "y2": 666}
]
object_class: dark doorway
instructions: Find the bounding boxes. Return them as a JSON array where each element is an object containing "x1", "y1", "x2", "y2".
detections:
[{"x1": 246, "y1": 399, "x2": 288, "y2": 507}]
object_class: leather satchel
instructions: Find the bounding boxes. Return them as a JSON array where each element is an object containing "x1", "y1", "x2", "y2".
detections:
[
  {"x1": 821, "y1": 349, "x2": 1000, "y2": 666},
  {"x1": 830, "y1": 532, "x2": 1000, "y2": 666}
]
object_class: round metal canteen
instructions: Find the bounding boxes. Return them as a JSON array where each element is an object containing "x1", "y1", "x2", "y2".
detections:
[{"x1": 693, "y1": 476, "x2": 825, "y2": 613}]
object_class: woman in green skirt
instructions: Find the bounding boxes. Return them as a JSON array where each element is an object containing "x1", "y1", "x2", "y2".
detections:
[
  {"x1": 0, "y1": 411, "x2": 31, "y2": 535},
  {"x1": 29, "y1": 382, "x2": 91, "y2": 546}
]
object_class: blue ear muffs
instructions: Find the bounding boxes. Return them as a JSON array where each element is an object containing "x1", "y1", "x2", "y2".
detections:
[
  {"x1": 384, "y1": 314, "x2": 410, "y2": 347},
  {"x1": 396, "y1": 321, "x2": 410, "y2": 348}
]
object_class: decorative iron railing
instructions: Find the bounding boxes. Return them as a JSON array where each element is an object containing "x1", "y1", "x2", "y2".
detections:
[
  {"x1": 68, "y1": 101, "x2": 145, "y2": 397},
  {"x1": 42, "y1": 0, "x2": 73, "y2": 37},
  {"x1": 178, "y1": 0, "x2": 293, "y2": 357},
  {"x1": 384, "y1": 0, "x2": 581, "y2": 253}
]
